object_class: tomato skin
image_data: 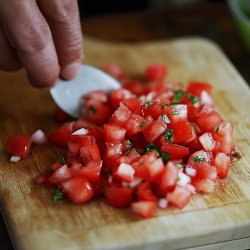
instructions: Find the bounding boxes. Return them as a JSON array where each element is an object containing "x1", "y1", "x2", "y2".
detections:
[
  {"x1": 186, "y1": 82, "x2": 212, "y2": 97},
  {"x1": 54, "y1": 107, "x2": 71, "y2": 123},
  {"x1": 131, "y1": 201, "x2": 157, "y2": 218},
  {"x1": 122, "y1": 98, "x2": 140, "y2": 112},
  {"x1": 136, "y1": 182, "x2": 157, "y2": 202},
  {"x1": 122, "y1": 80, "x2": 144, "y2": 95},
  {"x1": 214, "y1": 152, "x2": 230, "y2": 178},
  {"x1": 161, "y1": 143, "x2": 189, "y2": 160},
  {"x1": 77, "y1": 160, "x2": 102, "y2": 183},
  {"x1": 104, "y1": 124, "x2": 126, "y2": 142},
  {"x1": 126, "y1": 114, "x2": 147, "y2": 136},
  {"x1": 103, "y1": 64, "x2": 125, "y2": 80},
  {"x1": 143, "y1": 101, "x2": 163, "y2": 120},
  {"x1": 105, "y1": 187, "x2": 133, "y2": 208},
  {"x1": 166, "y1": 186, "x2": 192, "y2": 208},
  {"x1": 145, "y1": 63, "x2": 167, "y2": 81},
  {"x1": 110, "y1": 89, "x2": 132, "y2": 109},
  {"x1": 143, "y1": 120, "x2": 165, "y2": 142},
  {"x1": 49, "y1": 126, "x2": 72, "y2": 148},
  {"x1": 8, "y1": 135, "x2": 32, "y2": 157},
  {"x1": 61, "y1": 177, "x2": 94, "y2": 204},
  {"x1": 197, "y1": 111, "x2": 223, "y2": 131},
  {"x1": 170, "y1": 120, "x2": 193, "y2": 144}
]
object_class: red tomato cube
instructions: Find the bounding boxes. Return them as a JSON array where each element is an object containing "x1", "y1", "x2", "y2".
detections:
[{"x1": 8, "y1": 135, "x2": 32, "y2": 158}]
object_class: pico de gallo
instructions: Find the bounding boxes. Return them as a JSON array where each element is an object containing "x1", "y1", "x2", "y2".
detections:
[{"x1": 8, "y1": 63, "x2": 236, "y2": 218}]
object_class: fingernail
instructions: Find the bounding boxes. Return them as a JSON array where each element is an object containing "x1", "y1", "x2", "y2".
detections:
[{"x1": 61, "y1": 62, "x2": 81, "y2": 80}]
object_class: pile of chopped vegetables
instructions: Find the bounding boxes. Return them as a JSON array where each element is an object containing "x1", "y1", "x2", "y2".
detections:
[{"x1": 7, "y1": 63, "x2": 236, "y2": 218}]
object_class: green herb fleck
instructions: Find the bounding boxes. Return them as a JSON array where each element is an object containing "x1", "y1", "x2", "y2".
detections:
[
  {"x1": 163, "y1": 129, "x2": 174, "y2": 143},
  {"x1": 169, "y1": 105, "x2": 179, "y2": 115},
  {"x1": 89, "y1": 105, "x2": 96, "y2": 113},
  {"x1": 162, "y1": 103, "x2": 169, "y2": 107},
  {"x1": 124, "y1": 140, "x2": 132, "y2": 155},
  {"x1": 161, "y1": 152, "x2": 170, "y2": 163},
  {"x1": 139, "y1": 122, "x2": 146, "y2": 129},
  {"x1": 145, "y1": 143, "x2": 160, "y2": 156},
  {"x1": 193, "y1": 155, "x2": 205, "y2": 163},
  {"x1": 53, "y1": 188, "x2": 63, "y2": 201},
  {"x1": 144, "y1": 100, "x2": 153, "y2": 109},
  {"x1": 135, "y1": 149, "x2": 143, "y2": 155},
  {"x1": 214, "y1": 125, "x2": 220, "y2": 133},
  {"x1": 161, "y1": 114, "x2": 170, "y2": 124},
  {"x1": 172, "y1": 89, "x2": 185, "y2": 104},
  {"x1": 58, "y1": 156, "x2": 65, "y2": 165},
  {"x1": 186, "y1": 93, "x2": 201, "y2": 105}
]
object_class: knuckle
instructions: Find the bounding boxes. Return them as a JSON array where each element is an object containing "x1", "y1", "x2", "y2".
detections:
[{"x1": 10, "y1": 21, "x2": 50, "y2": 54}]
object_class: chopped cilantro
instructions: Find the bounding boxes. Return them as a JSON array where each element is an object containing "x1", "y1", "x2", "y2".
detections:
[
  {"x1": 193, "y1": 155, "x2": 205, "y2": 163},
  {"x1": 169, "y1": 105, "x2": 179, "y2": 115},
  {"x1": 135, "y1": 149, "x2": 143, "y2": 155},
  {"x1": 163, "y1": 129, "x2": 174, "y2": 143},
  {"x1": 162, "y1": 103, "x2": 169, "y2": 107},
  {"x1": 53, "y1": 188, "x2": 63, "y2": 201},
  {"x1": 186, "y1": 93, "x2": 201, "y2": 105},
  {"x1": 144, "y1": 100, "x2": 153, "y2": 109},
  {"x1": 172, "y1": 89, "x2": 185, "y2": 104},
  {"x1": 139, "y1": 122, "x2": 146, "y2": 129},
  {"x1": 58, "y1": 156, "x2": 65, "y2": 165},
  {"x1": 145, "y1": 143, "x2": 160, "y2": 156},
  {"x1": 161, "y1": 114, "x2": 170, "y2": 124},
  {"x1": 89, "y1": 106, "x2": 96, "y2": 113},
  {"x1": 124, "y1": 140, "x2": 132, "y2": 155},
  {"x1": 161, "y1": 152, "x2": 170, "y2": 163},
  {"x1": 214, "y1": 125, "x2": 220, "y2": 133}
]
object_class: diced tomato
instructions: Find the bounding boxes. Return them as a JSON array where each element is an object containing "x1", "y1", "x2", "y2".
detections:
[
  {"x1": 104, "y1": 124, "x2": 126, "y2": 142},
  {"x1": 187, "y1": 150, "x2": 212, "y2": 169},
  {"x1": 199, "y1": 132, "x2": 217, "y2": 151},
  {"x1": 136, "y1": 182, "x2": 157, "y2": 202},
  {"x1": 166, "y1": 185, "x2": 192, "y2": 208},
  {"x1": 161, "y1": 143, "x2": 189, "y2": 160},
  {"x1": 84, "y1": 90, "x2": 108, "y2": 103},
  {"x1": 122, "y1": 98, "x2": 140, "y2": 112},
  {"x1": 110, "y1": 89, "x2": 133, "y2": 109},
  {"x1": 186, "y1": 82, "x2": 212, "y2": 97},
  {"x1": 113, "y1": 163, "x2": 135, "y2": 183},
  {"x1": 143, "y1": 101, "x2": 163, "y2": 120},
  {"x1": 196, "y1": 165, "x2": 217, "y2": 181},
  {"x1": 157, "y1": 161, "x2": 178, "y2": 192},
  {"x1": 197, "y1": 111, "x2": 223, "y2": 131},
  {"x1": 48, "y1": 164, "x2": 72, "y2": 184},
  {"x1": 122, "y1": 80, "x2": 144, "y2": 95},
  {"x1": 170, "y1": 120, "x2": 193, "y2": 144},
  {"x1": 61, "y1": 177, "x2": 94, "y2": 204},
  {"x1": 131, "y1": 201, "x2": 157, "y2": 218},
  {"x1": 109, "y1": 105, "x2": 132, "y2": 127},
  {"x1": 102, "y1": 64, "x2": 125, "y2": 80},
  {"x1": 193, "y1": 178, "x2": 215, "y2": 193},
  {"x1": 214, "y1": 152, "x2": 230, "y2": 178},
  {"x1": 126, "y1": 114, "x2": 147, "y2": 136},
  {"x1": 78, "y1": 160, "x2": 102, "y2": 183},
  {"x1": 84, "y1": 102, "x2": 111, "y2": 125},
  {"x1": 143, "y1": 120, "x2": 165, "y2": 142},
  {"x1": 163, "y1": 104, "x2": 187, "y2": 123},
  {"x1": 145, "y1": 63, "x2": 167, "y2": 81},
  {"x1": 80, "y1": 143, "x2": 101, "y2": 165},
  {"x1": 8, "y1": 135, "x2": 32, "y2": 158},
  {"x1": 49, "y1": 126, "x2": 72, "y2": 148},
  {"x1": 106, "y1": 187, "x2": 133, "y2": 208},
  {"x1": 105, "y1": 142, "x2": 124, "y2": 158}
]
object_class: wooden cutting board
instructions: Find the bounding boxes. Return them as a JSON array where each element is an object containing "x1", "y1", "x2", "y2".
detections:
[{"x1": 0, "y1": 37, "x2": 250, "y2": 250}]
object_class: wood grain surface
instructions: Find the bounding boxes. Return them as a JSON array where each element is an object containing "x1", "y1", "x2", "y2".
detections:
[{"x1": 0, "y1": 37, "x2": 250, "y2": 250}]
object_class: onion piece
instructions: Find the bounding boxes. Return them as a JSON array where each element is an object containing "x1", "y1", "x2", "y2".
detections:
[
  {"x1": 185, "y1": 167, "x2": 197, "y2": 177},
  {"x1": 10, "y1": 156, "x2": 21, "y2": 162},
  {"x1": 31, "y1": 129, "x2": 47, "y2": 144},
  {"x1": 158, "y1": 198, "x2": 168, "y2": 209},
  {"x1": 72, "y1": 128, "x2": 88, "y2": 135}
]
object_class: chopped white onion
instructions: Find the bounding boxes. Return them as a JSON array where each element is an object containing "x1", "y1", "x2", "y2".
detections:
[
  {"x1": 128, "y1": 177, "x2": 143, "y2": 188},
  {"x1": 31, "y1": 129, "x2": 47, "y2": 144},
  {"x1": 186, "y1": 184, "x2": 196, "y2": 194},
  {"x1": 10, "y1": 156, "x2": 21, "y2": 162},
  {"x1": 185, "y1": 167, "x2": 197, "y2": 177},
  {"x1": 117, "y1": 163, "x2": 135, "y2": 182},
  {"x1": 201, "y1": 91, "x2": 213, "y2": 106},
  {"x1": 158, "y1": 198, "x2": 168, "y2": 209},
  {"x1": 177, "y1": 171, "x2": 191, "y2": 187},
  {"x1": 72, "y1": 128, "x2": 88, "y2": 135}
]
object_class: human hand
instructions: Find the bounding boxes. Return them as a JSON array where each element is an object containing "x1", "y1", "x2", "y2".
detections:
[{"x1": 0, "y1": 0, "x2": 83, "y2": 88}]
